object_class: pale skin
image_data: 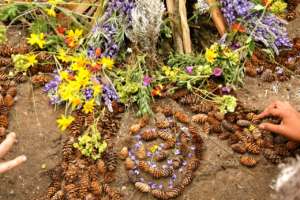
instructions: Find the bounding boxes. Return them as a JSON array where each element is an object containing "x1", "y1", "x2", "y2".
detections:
[
  {"x1": 256, "y1": 101, "x2": 300, "y2": 142},
  {"x1": 0, "y1": 132, "x2": 26, "y2": 174}
]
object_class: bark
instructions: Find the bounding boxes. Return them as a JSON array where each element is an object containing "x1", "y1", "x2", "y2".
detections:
[{"x1": 206, "y1": 0, "x2": 227, "y2": 36}]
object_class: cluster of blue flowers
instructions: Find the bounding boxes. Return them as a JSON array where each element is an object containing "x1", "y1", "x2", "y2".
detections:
[
  {"x1": 102, "y1": 84, "x2": 119, "y2": 112},
  {"x1": 43, "y1": 74, "x2": 61, "y2": 105},
  {"x1": 220, "y1": 0, "x2": 292, "y2": 54},
  {"x1": 88, "y1": 0, "x2": 135, "y2": 58}
]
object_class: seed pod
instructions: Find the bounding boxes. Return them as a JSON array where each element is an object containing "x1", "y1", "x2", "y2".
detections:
[
  {"x1": 4, "y1": 94, "x2": 14, "y2": 107},
  {"x1": 261, "y1": 69, "x2": 275, "y2": 82},
  {"x1": 141, "y1": 129, "x2": 158, "y2": 141},
  {"x1": 172, "y1": 156, "x2": 183, "y2": 169},
  {"x1": 64, "y1": 184, "x2": 78, "y2": 200},
  {"x1": 246, "y1": 112, "x2": 256, "y2": 121},
  {"x1": 286, "y1": 141, "x2": 300, "y2": 151},
  {"x1": 90, "y1": 180, "x2": 103, "y2": 196},
  {"x1": 0, "y1": 115, "x2": 8, "y2": 128},
  {"x1": 104, "y1": 150, "x2": 118, "y2": 172},
  {"x1": 50, "y1": 190, "x2": 64, "y2": 200},
  {"x1": 207, "y1": 116, "x2": 222, "y2": 133},
  {"x1": 240, "y1": 156, "x2": 257, "y2": 167},
  {"x1": 129, "y1": 124, "x2": 141, "y2": 134},
  {"x1": 263, "y1": 149, "x2": 281, "y2": 164},
  {"x1": 165, "y1": 185, "x2": 184, "y2": 199},
  {"x1": 97, "y1": 159, "x2": 106, "y2": 174},
  {"x1": 274, "y1": 145, "x2": 290, "y2": 157},
  {"x1": 6, "y1": 86, "x2": 17, "y2": 97},
  {"x1": 236, "y1": 120, "x2": 251, "y2": 127},
  {"x1": 151, "y1": 189, "x2": 167, "y2": 200},
  {"x1": 163, "y1": 139, "x2": 176, "y2": 149},
  {"x1": 62, "y1": 137, "x2": 74, "y2": 161},
  {"x1": 202, "y1": 122, "x2": 211, "y2": 135},
  {"x1": 221, "y1": 120, "x2": 236, "y2": 132},
  {"x1": 150, "y1": 167, "x2": 173, "y2": 179},
  {"x1": 182, "y1": 171, "x2": 193, "y2": 186},
  {"x1": 158, "y1": 130, "x2": 174, "y2": 141},
  {"x1": 170, "y1": 88, "x2": 189, "y2": 100},
  {"x1": 245, "y1": 142, "x2": 261, "y2": 154},
  {"x1": 191, "y1": 114, "x2": 208, "y2": 124},
  {"x1": 136, "y1": 145, "x2": 146, "y2": 160},
  {"x1": 174, "y1": 111, "x2": 190, "y2": 123},
  {"x1": 160, "y1": 106, "x2": 174, "y2": 116},
  {"x1": 228, "y1": 134, "x2": 240, "y2": 145},
  {"x1": 79, "y1": 173, "x2": 90, "y2": 198},
  {"x1": 138, "y1": 161, "x2": 151, "y2": 172},
  {"x1": 135, "y1": 182, "x2": 151, "y2": 193},
  {"x1": 138, "y1": 116, "x2": 149, "y2": 128},
  {"x1": 154, "y1": 151, "x2": 168, "y2": 162},
  {"x1": 47, "y1": 182, "x2": 60, "y2": 199},
  {"x1": 214, "y1": 112, "x2": 224, "y2": 121},
  {"x1": 103, "y1": 184, "x2": 122, "y2": 200},
  {"x1": 186, "y1": 158, "x2": 200, "y2": 171},
  {"x1": 179, "y1": 93, "x2": 201, "y2": 105},
  {"x1": 231, "y1": 143, "x2": 247, "y2": 154},
  {"x1": 252, "y1": 128, "x2": 262, "y2": 140},
  {"x1": 0, "y1": 104, "x2": 9, "y2": 116},
  {"x1": 124, "y1": 158, "x2": 135, "y2": 170},
  {"x1": 119, "y1": 147, "x2": 129, "y2": 160},
  {"x1": 190, "y1": 102, "x2": 214, "y2": 114},
  {"x1": 218, "y1": 132, "x2": 230, "y2": 140}
]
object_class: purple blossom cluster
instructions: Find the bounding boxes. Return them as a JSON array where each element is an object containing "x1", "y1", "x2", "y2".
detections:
[
  {"x1": 84, "y1": 88, "x2": 94, "y2": 100},
  {"x1": 102, "y1": 84, "x2": 119, "y2": 112},
  {"x1": 219, "y1": 0, "x2": 292, "y2": 53},
  {"x1": 43, "y1": 74, "x2": 61, "y2": 104},
  {"x1": 88, "y1": 0, "x2": 135, "y2": 58}
]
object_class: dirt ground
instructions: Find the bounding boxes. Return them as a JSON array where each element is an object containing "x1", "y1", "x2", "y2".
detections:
[{"x1": 0, "y1": 5, "x2": 299, "y2": 200}]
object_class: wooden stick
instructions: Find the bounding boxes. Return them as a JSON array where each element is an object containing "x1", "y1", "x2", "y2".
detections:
[
  {"x1": 178, "y1": 0, "x2": 192, "y2": 54},
  {"x1": 166, "y1": 0, "x2": 184, "y2": 54},
  {"x1": 206, "y1": 0, "x2": 227, "y2": 36}
]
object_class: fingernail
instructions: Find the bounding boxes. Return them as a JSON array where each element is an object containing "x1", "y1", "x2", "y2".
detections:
[
  {"x1": 20, "y1": 155, "x2": 27, "y2": 162},
  {"x1": 259, "y1": 124, "x2": 265, "y2": 129}
]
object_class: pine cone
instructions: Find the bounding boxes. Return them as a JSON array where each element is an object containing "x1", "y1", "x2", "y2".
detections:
[
  {"x1": 261, "y1": 69, "x2": 275, "y2": 82},
  {"x1": 240, "y1": 156, "x2": 257, "y2": 167},
  {"x1": 0, "y1": 115, "x2": 8, "y2": 128},
  {"x1": 263, "y1": 149, "x2": 281, "y2": 164},
  {"x1": 31, "y1": 74, "x2": 52, "y2": 87},
  {"x1": 104, "y1": 149, "x2": 118, "y2": 172}
]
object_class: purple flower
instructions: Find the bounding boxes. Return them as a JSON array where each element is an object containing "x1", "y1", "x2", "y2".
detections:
[
  {"x1": 188, "y1": 153, "x2": 193, "y2": 158},
  {"x1": 275, "y1": 66, "x2": 284, "y2": 75},
  {"x1": 134, "y1": 169, "x2": 140, "y2": 175},
  {"x1": 143, "y1": 76, "x2": 152, "y2": 86},
  {"x1": 151, "y1": 184, "x2": 158, "y2": 189},
  {"x1": 172, "y1": 174, "x2": 177, "y2": 180},
  {"x1": 182, "y1": 161, "x2": 187, "y2": 166},
  {"x1": 221, "y1": 86, "x2": 231, "y2": 94},
  {"x1": 186, "y1": 66, "x2": 193, "y2": 74},
  {"x1": 146, "y1": 152, "x2": 152, "y2": 157},
  {"x1": 158, "y1": 184, "x2": 163, "y2": 189},
  {"x1": 213, "y1": 68, "x2": 223, "y2": 77},
  {"x1": 174, "y1": 149, "x2": 181, "y2": 155},
  {"x1": 167, "y1": 160, "x2": 173, "y2": 165}
]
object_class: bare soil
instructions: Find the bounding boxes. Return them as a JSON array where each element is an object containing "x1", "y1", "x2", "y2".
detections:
[{"x1": 0, "y1": 4, "x2": 299, "y2": 200}]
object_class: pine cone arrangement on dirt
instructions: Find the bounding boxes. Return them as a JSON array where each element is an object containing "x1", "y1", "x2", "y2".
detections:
[{"x1": 135, "y1": 182, "x2": 151, "y2": 193}]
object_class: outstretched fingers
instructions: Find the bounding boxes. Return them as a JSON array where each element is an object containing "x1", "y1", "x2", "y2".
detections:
[
  {"x1": 0, "y1": 132, "x2": 16, "y2": 158},
  {"x1": 0, "y1": 155, "x2": 27, "y2": 174}
]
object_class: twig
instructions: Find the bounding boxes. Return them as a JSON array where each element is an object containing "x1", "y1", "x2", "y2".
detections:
[{"x1": 178, "y1": 0, "x2": 192, "y2": 54}]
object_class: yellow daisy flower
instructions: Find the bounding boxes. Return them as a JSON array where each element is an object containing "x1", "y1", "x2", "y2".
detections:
[
  {"x1": 100, "y1": 57, "x2": 114, "y2": 70},
  {"x1": 45, "y1": 6, "x2": 56, "y2": 17},
  {"x1": 57, "y1": 115, "x2": 74, "y2": 131},
  {"x1": 205, "y1": 48, "x2": 217, "y2": 63},
  {"x1": 27, "y1": 33, "x2": 46, "y2": 49},
  {"x1": 26, "y1": 54, "x2": 38, "y2": 67},
  {"x1": 83, "y1": 99, "x2": 95, "y2": 114}
]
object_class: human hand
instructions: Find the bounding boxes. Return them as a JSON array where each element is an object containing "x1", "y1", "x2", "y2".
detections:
[
  {"x1": 0, "y1": 132, "x2": 26, "y2": 173},
  {"x1": 255, "y1": 101, "x2": 300, "y2": 141}
]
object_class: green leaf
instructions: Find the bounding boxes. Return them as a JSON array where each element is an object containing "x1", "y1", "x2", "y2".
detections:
[
  {"x1": 253, "y1": 4, "x2": 265, "y2": 11},
  {"x1": 30, "y1": 19, "x2": 49, "y2": 34}
]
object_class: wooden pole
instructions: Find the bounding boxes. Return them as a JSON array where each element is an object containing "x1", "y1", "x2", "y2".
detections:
[
  {"x1": 166, "y1": 0, "x2": 184, "y2": 54},
  {"x1": 206, "y1": 0, "x2": 227, "y2": 36},
  {"x1": 178, "y1": 0, "x2": 192, "y2": 54}
]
